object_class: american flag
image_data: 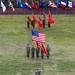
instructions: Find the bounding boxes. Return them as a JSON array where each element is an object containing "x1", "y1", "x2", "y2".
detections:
[{"x1": 32, "y1": 30, "x2": 46, "y2": 43}]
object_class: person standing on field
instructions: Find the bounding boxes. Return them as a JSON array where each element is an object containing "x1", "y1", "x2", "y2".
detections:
[
  {"x1": 26, "y1": 44, "x2": 30, "y2": 59},
  {"x1": 42, "y1": 18, "x2": 46, "y2": 28},
  {"x1": 46, "y1": 44, "x2": 51, "y2": 59},
  {"x1": 31, "y1": 45, "x2": 35, "y2": 59},
  {"x1": 41, "y1": 50, "x2": 44, "y2": 59},
  {"x1": 48, "y1": 21, "x2": 50, "y2": 28},
  {"x1": 35, "y1": 69, "x2": 41, "y2": 75},
  {"x1": 36, "y1": 46, "x2": 40, "y2": 59}
]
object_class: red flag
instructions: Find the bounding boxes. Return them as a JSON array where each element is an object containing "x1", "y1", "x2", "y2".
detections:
[
  {"x1": 31, "y1": 2, "x2": 41, "y2": 11},
  {"x1": 38, "y1": 18, "x2": 43, "y2": 28},
  {"x1": 48, "y1": 11, "x2": 56, "y2": 25},
  {"x1": 43, "y1": 12, "x2": 47, "y2": 19},
  {"x1": 31, "y1": 2, "x2": 37, "y2": 9},
  {"x1": 41, "y1": 44, "x2": 48, "y2": 55},
  {"x1": 37, "y1": 6, "x2": 41, "y2": 11},
  {"x1": 48, "y1": 18, "x2": 55, "y2": 25},
  {"x1": 27, "y1": 16, "x2": 34, "y2": 27},
  {"x1": 43, "y1": 12, "x2": 55, "y2": 25},
  {"x1": 32, "y1": 15, "x2": 43, "y2": 28},
  {"x1": 36, "y1": 41, "x2": 48, "y2": 55},
  {"x1": 49, "y1": 11, "x2": 52, "y2": 18},
  {"x1": 36, "y1": 41, "x2": 39, "y2": 47},
  {"x1": 48, "y1": 17, "x2": 55, "y2": 25}
]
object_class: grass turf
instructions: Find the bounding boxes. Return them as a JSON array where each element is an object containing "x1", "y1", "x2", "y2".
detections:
[{"x1": 0, "y1": 15, "x2": 75, "y2": 75}]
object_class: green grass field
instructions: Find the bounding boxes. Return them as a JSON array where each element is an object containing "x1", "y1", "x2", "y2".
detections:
[{"x1": 0, "y1": 15, "x2": 75, "y2": 75}]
